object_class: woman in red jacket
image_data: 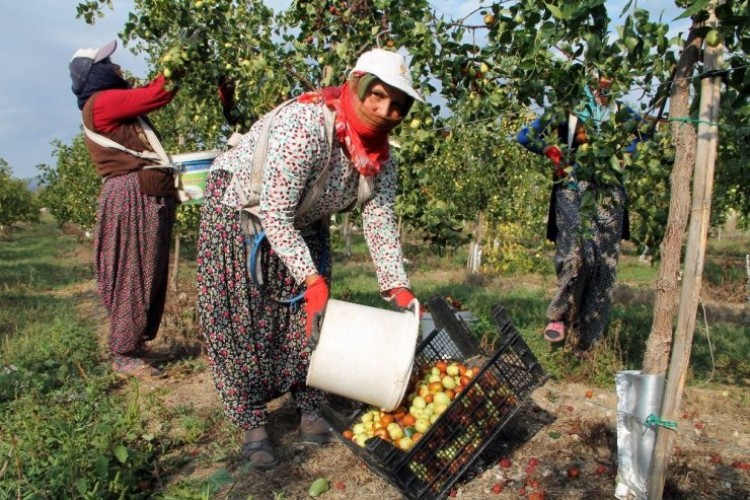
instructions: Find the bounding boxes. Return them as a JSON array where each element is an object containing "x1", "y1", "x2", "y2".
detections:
[{"x1": 69, "y1": 40, "x2": 179, "y2": 378}]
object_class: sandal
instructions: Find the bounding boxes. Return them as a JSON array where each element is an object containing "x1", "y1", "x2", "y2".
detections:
[
  {"x1": 299, "y1": 413, "x2": 337, "y2": 444},
  {"x1": 112, "y1": 355, "x2": 164, "y2": 379},
  {"x1": 241, "y1": 438, "x2": 279, "y2": 470},
  {"x1": 543, "y1": 321, "x2": 566, "y2": 343}
]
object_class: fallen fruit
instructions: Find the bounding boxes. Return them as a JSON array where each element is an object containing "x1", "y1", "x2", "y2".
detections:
[
  {"x1": 585, "y1": 390, "x2": 593, "y2": 399},
  {"x1": 732, "y1": 461, "x2": 750, "y2": 470},
  {"x1": 308, "y1": 477, "x2": 330, "y2": 497},
  {"x1": 595, "y1": 464, "x2": 608, "y2": 475},
  {"x1": 491, "y1": 482, "x2": 503, "y2": 494},
  {"x1": 334, "y1": 481, "x2": 346, "y2": 490},
  {"x1": 529, "y1": 492, "x2": 545, "y2": 500},
  {"x1": 567, "y1": 466, "x2": 580, "y2": 478},
  {"x1": 499, "y1": 458, "x2": 512, "y2": 468}
]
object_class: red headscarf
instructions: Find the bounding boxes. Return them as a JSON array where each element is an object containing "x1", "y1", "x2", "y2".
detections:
[{"x1": 298, "y1": 75, "x2": 401, "y2": 176}]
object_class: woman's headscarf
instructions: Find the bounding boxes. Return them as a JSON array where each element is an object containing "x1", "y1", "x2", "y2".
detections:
[
  {"x1": 297, "y1": 72, "x2": 408, "y2": 177},
  {"x1": 74, "y1": 61, "x2": 130, "y2": 110}
]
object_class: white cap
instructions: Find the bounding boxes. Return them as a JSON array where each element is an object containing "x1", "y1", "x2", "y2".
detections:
[
  {"x1": 71, "y1": 40, "x2": 117, "y2": 63},
  {"x1": 350, "y1": 48, "x2": 424, "y2": 103}
]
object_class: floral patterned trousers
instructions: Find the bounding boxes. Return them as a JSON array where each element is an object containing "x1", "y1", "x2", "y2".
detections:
[
  {"x1": 196, "y1": 170, "x2": 329, "y2": 430},
  {"x1": 547, "y1": 182, "x2": 625, "y2": 349}
]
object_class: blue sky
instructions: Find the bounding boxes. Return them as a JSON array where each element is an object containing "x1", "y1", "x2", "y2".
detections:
[{"x1": 0, "y1": 1, "x2": 687, "y2": 180}]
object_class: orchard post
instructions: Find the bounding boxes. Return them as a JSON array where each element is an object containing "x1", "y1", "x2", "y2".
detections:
[{"x1": 647, "y1": 3, "x2": 724, "y2": 497}]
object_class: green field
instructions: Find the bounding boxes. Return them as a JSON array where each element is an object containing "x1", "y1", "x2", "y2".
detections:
[{"x1": 1, "y1": 216, "x2": 748, "y2": 498}]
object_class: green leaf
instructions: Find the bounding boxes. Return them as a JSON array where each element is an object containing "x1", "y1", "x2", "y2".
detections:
[
  {"x1": 673, "y1": 0, "x2": 711, "y2": 21},
  {"x1": 75, "y1": 478, "x2": 89, "y2": 496},
  {"x1": 206, "y1": 468, "x2": 234, "y2": 492},
  {"x1": 95, "y1": 455, "x2": 109, "y2": 479},
  {"x1": 548, "y1": 430, "x2": 562, "y2": 439},
  {"x1": 545, "y1": 3, "x2": 565, "y2": 20},
  {"x1": 113, "y1": 444, "x2": 128, "y2": 464}
]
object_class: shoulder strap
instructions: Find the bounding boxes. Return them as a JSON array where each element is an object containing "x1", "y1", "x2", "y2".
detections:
[
  {"x1": 296, "y1": 103, "x2": 336, "y2": 215},
  {"x1": 137, "y1": 117, "x2": 172, "y2": 166},
  {"x1": 246, "y1": 99, "x2": 336, "y2": 217},
  {"x1": 81, "y1": 118, "x2": 174, "y2": 170}
]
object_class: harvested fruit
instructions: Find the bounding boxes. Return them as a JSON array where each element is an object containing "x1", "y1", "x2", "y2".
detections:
[{"x1": 342, "y1": 358, "x2": 480, "y2": 451}]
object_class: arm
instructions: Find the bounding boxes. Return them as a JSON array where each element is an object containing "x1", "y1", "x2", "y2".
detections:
[
  {"x1": 620, "y1": 105, "x2": 648, "y2": 154},
  {"x1": 92, "y1": 75, "x2": 178, "y2": 132},
  {"x1": 517, "y1": 117, "x2": 548, "y2": 155},
  {"x1": 361, "y1": 159, "x2": 410, "y2": 293},
  {"x1": 518, "y1": 117, "x2": 565, "y2": 170}
]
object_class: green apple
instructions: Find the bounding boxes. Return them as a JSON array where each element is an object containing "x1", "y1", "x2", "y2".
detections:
[{"x1": 415, "y1": 418, "x2": 430, "y2": 433}]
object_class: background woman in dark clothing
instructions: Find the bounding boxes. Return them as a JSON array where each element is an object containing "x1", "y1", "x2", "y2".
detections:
[
  {"x1": 517, "y1": 77, "x2": 644, "y2": 358},
  {"x1": 69, "y1": 40, "x2": 180, "y2": 378}
]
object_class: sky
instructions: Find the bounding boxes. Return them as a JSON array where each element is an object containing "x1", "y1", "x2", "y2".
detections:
[{"x1": 0, "y1": 1, "x2": 687, "y2": 180}]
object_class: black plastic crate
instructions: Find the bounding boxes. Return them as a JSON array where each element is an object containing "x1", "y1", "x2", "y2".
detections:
[{"x1": 323, "y1": 296, "x2": 547, "y2": 499}]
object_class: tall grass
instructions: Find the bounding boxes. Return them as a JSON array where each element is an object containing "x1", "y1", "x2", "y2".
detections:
[{"x1": 0, "y1": 218, "x2": 167, "y2": 498}]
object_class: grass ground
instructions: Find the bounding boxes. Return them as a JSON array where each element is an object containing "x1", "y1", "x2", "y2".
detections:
[{"x1": 1, "y1": 215, "x2": 748, "y2": 498}]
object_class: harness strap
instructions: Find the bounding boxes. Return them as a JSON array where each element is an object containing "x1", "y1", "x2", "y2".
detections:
[
  {"x1": 245, "y1": 229, "x2": 329, "y2": 305},
  {"x1": 82, "y1": 118, "x2": 179, "y2": 178}
]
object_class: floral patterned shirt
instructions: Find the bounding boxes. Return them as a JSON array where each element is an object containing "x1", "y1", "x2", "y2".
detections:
[{"x1": 212, "y1": 101, "x2": 409, "y2": 292}]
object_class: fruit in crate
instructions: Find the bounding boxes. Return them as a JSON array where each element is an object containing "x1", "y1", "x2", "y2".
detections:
[{"x1": 342, "y1": 359, "x2": 478, "y2": 451}]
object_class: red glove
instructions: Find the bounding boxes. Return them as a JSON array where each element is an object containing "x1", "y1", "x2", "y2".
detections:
[
  {"x1": 388, "y1": 287, "x2": 418, "y2": 312},
  {"x1": 304, "y1": 275, "x2": 329, "y2": 338},
  {"x1": 545, "y1": 146, "x2": 562, "y2": 166},
  {"x1": 545, "y1": 146, "x2": 567, "y2": 178}
]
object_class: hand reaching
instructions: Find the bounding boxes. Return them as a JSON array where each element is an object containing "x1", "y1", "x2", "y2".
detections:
[{"x1": 544, "y1": 146, "x2": 567, "y2": 178}]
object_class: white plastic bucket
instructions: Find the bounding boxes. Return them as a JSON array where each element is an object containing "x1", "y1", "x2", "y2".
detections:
[
  {"x1": 172, "y1": 150, "x2": 220, "y2": 205},
  {"x1": 306, "y1": 299, "x2": 420, "y2": 411}
]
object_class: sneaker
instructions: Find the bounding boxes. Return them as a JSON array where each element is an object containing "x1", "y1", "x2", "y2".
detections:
[{"x1": 112, "y1": 355, "x2": 164, "y2": 379}]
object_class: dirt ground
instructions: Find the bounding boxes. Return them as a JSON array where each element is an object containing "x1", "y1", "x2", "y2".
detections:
[{"x1": 69, "y1": 259, "x2": 750, "y2": 499}]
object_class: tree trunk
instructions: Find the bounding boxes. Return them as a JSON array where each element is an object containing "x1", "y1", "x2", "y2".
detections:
[
  {"x1": 468, "y1": 212, "x2": 485, "y2": 273},
  {"x1": 641, "y1": 26, "x2": 703, "y2": 374}
]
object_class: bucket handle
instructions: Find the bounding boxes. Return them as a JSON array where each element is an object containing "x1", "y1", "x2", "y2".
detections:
[
  {"x1": 309, "y1": 298, "x2": 420, "y2": 353},
  {"x1": 308, "y1": 309, "x2": 325, "y2": 350}
]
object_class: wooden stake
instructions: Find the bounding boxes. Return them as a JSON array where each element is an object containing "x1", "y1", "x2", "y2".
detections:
[
  {"x1": 647, "y1": 4, "x2": 724, "y2": 498},
  {"x1": 171, "y1": 233, "x2": 180, "y2": 292}
]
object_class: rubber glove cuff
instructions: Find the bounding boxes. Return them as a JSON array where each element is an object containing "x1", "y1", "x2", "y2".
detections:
[{"x1": 304, "y1": 276, "x2": 329, "y2": 339}]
